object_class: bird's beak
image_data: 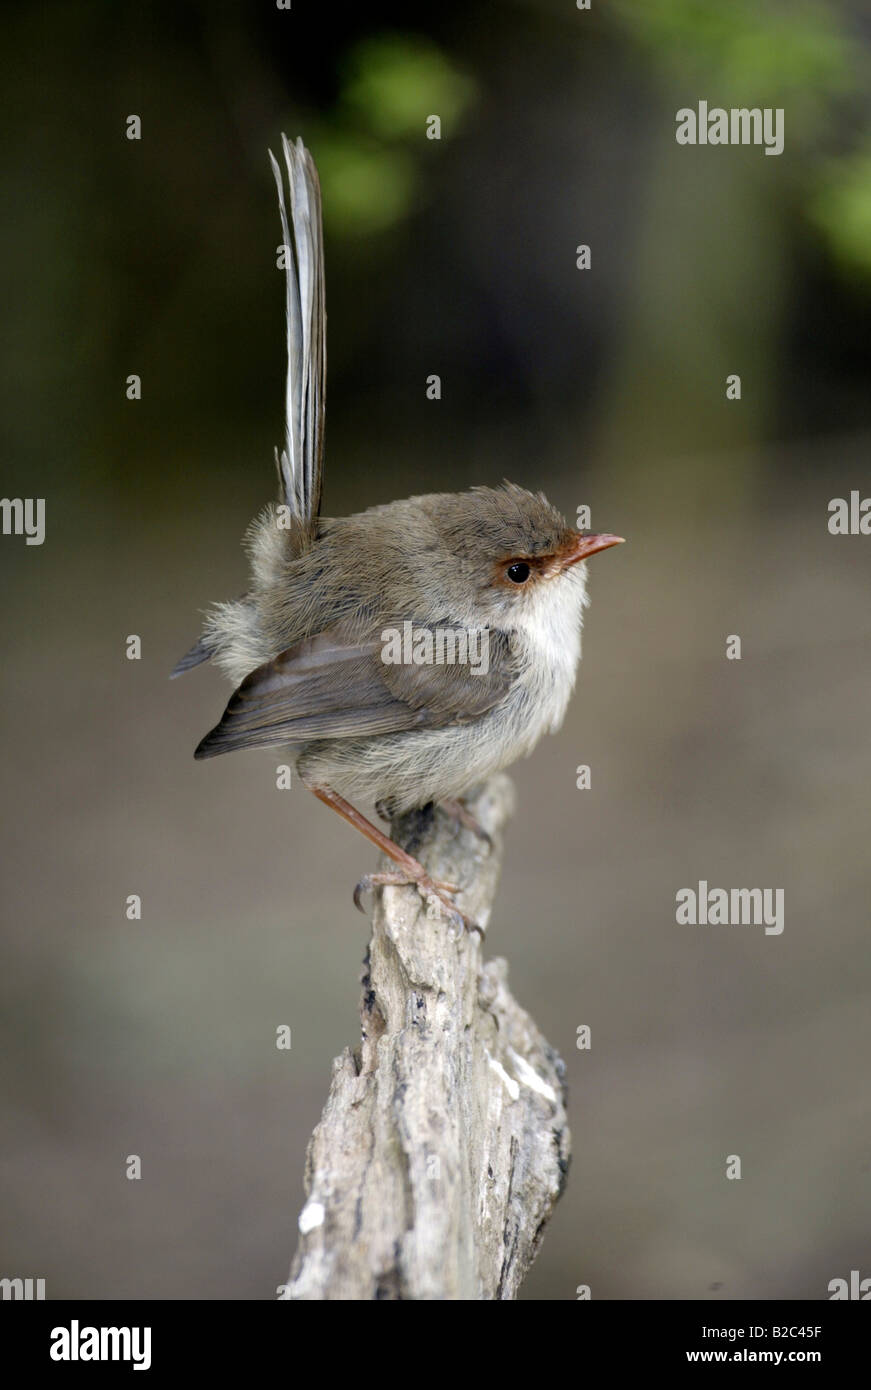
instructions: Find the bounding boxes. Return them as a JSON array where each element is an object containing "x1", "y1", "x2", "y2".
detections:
[{"x1": 559, "y1": 532, "x2": 625, "y2": 569}]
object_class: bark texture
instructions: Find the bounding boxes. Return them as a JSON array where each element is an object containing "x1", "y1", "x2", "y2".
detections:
[{"x1": 281, "y1": 774, "x2": 570, "y2": 1301}]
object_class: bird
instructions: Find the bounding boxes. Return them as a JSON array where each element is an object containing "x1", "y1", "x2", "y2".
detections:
[{"x1": 173, "y1": 135, "x2": 624, "y2": 934}]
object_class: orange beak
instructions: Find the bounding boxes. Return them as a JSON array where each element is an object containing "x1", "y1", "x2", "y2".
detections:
[{"x1": 559, "y1": 532, "x2": 625, "y2": 569}]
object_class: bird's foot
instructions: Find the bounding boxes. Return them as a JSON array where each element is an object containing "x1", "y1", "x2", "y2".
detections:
[{"x1": 353, "y1": 869, "x2": 482, "y2": 938}]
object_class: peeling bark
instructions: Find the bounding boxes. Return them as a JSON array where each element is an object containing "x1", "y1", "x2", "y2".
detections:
[{"x1": 281, "y1": 774, "x2": 570, "y2": 1301}]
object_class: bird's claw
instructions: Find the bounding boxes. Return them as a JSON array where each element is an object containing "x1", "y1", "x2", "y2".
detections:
[
  {"x1": 353, "y1": 871, "x2": 408, "y2": 913},
  {"x1": 352, "y1": 869, "x2": 482, "y2": 937}
]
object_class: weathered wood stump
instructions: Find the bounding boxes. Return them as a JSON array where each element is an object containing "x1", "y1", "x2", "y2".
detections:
[{"x1": 281, "y1": 774, "x2": 571, "y2": 1300}]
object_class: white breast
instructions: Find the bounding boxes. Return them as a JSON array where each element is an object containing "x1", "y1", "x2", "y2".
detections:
[
  {"x1": 509, "y1": 566, "x2": 589, "y2": 737},
  {"x1": 296, "y1": 567, "x2": 591, "y2": 811}
]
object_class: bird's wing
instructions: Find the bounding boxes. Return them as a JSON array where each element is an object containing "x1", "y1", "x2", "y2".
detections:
[
  {"x1": 194, "y1": 626, "x2": 517, "y2": 759},
  {"x1": 268, "y1": 134, "x2": 326, "y2": 535}
]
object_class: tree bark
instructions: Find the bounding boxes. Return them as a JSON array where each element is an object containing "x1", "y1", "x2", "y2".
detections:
[{"x1": 280, "y1": 774, "x2": 571, "y2": 1301}]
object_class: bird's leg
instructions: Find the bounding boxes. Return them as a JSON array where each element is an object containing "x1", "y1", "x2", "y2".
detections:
[
  {"x1": 439, "y1": 797, "x2": 493, "y2": 849},
  {"x1": 310, "y1": 786, "x2": 479, "y2": 934}
]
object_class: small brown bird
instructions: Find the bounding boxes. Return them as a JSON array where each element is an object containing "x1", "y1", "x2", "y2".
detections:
[{"x1": 174, "y1": 136, "x2": 623, "y2": 932}]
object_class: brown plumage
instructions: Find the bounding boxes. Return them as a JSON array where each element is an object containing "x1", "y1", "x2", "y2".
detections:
[{"x1": 174, "y1": 137, "x2": 624, "y2": 932}]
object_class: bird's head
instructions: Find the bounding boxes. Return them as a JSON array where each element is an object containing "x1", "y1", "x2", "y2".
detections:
[{"x1": 417, "y1": 483, "x2": 624, "y2": 632}]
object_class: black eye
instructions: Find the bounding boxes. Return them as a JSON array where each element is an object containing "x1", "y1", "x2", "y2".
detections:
[{"x1": 506, "y1": 561, "x2": 531, "y2": 584}]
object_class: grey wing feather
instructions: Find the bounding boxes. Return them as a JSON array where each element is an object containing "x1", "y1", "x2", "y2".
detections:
[
  {"x1": 194, "y1": 628, "x2": 518, "y2": 759},
  {"x1": 170, "y1": 637, "x2": 213, "y2": 679},
  {"x1": 268, "y1": 135, "x2": 326, "y2": 534},
  {"x1": 194, "y1": 634, "x2": 423, "y2": 758}
]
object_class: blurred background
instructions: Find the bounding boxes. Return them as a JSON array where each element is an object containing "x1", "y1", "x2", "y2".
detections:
[{"x1": 1, "y1": 0, "x2": 870, "y2": 1299}]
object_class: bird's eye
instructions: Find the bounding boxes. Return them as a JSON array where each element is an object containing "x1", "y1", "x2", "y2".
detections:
[{"x1": 506, "y1": 561, "x2": 531, "y2": 584}]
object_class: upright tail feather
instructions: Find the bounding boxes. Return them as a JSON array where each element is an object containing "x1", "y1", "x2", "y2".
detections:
[
  {"x1": 173, "y1": 138, "x2": 327, "y2": 682},
  {"x1": 268, "y1": 134, "x2": 326, "y2": 538}
]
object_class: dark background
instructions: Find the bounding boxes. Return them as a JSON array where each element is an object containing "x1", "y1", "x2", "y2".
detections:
[{"x1": 2, "y1": 0, "x2": 870, "y2": 1299}]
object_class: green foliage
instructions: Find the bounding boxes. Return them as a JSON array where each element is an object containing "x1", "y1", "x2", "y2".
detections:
[
  {"x1": 614, "y1": 0, "x2": 854, "y2": 107},
  {"x1": 810, "y1": 148, "x2": 871, "y2": 276},
  {"x1": 310, "y1": 133, "x2": 416, "y2": 237},
  {"x1": 340, "y1": 33, "x2": 475, "y2": 139},
  {"x1": 303, "y1": 33, "x2": 476, "y2": 238},
  {"x1": 614, "y1": 0, "x2": 871, "y2": 279}
]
